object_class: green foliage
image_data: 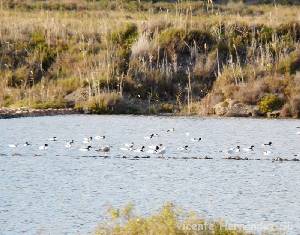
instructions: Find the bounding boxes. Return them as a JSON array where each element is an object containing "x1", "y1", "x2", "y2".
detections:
[
  {"x1": 277, "y1": 50, "x2": 300, "y2": 74},
  {"x1": 259, "y1": 94, "x2": 284, "y2": 113},
  {"x1": 11, "y1": 99, "x2": 68, "y2": 109},
  {"x1": 159, "y1": 103, "x2": 175, "y2": 113},
  {"x1": 75, "y1": 93, "x2": 123, "y2": 114},
  {"x1": 95, "y1": 203, "x2": 250, "y2": 235},
  {"x1": 159, "y1": 28, "x2": 186, "y2": 51},
  {"x1": 185, "y1": 30, "x2": 215, "y2": 51},
  {"x1": 110, "y1": 23, "x2": 138, "y2": 48}
]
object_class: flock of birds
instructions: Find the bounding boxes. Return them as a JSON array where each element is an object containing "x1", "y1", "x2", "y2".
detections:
[{"x1": 4, "y1": 127, "x2": 300, "y2": 161}]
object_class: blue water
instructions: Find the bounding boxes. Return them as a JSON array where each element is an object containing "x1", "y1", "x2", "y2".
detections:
[{"x1": 0, "y1": 115, "x2": 300, "y2": 234}]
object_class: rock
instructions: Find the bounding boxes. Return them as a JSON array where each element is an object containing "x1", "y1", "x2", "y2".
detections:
[
  {"x1": 213, "y1": 101, "x2": 229, "y2": 116},
  {"x1": 214, "y1": 99, "x2": 259, "y2": 117},
  {"x1": 267, "y1": 111, "x2": 281, "y2": 118},
  {"x1": 226, "y1": 102, "x2": 256, "y2": 117}
]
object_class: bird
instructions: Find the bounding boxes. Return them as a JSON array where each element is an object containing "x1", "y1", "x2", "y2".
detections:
[
  {"x1": 96, "y1": 145, "x2": 111, "y2": 153},
  {"x1": 226, "y1": 146, "x2": 240, "y2": 155},
  {"x1": 23, "y1": 142, "x2": 31, "y2": 147},
  {"x1": 65, "y1": 140, "x2": 74, "y2": 148},
  {"x1": 156, "y1": 147, "x2": 166, "y2": 157},
  {"x1": 263, "y1": 150, "x2": 272, "y2": 156},
  {"x1": 147, "y1": 144, "x2": 163, "y2": 154},
  {"x1": 95, "y1": 136, "x2": 105, "y2": 140},
  {"x1": 262, "y1": 142, "x2": 272, "y2": 147},
  {"x1": 124, "y1": 142, "x2": 134, "y2": 148},
  {"x1": 39, "y1": 144, "x2": 48, "y2": 150},
  {"x1": 79, "y1": 146, "x2": 92, "y2": 152},
  {"x1": 177, "y1": 145, "x2": 189, "y2": 151},
  {"x1": 148, "y1": 144, "x2": 163, "y2": 150},
  {"x1": 83, "y1": 137, "x2": 93, "y2": 144},
  {"x1": 191, "y1": 138, "x2": 202, "y2": 142},
  {"x1": 8, "y1": 144, "x2": 18, "y2": 148},
  {"x1": 120, "y1": 146, "x2": 134, "y2": 151},
  {"x1": 49, "y1": 137, "x2": 57, "y2": 142},
  {"x1": 167, "y1": 128, "x2": 175, "y2": 133},
  {"x1": 144, "y1": 134, "x2": 158, "y2": 140},
  {"x1": 243, "y1": 145, "x2": 254, "y2": 152},
  {"x1": 134, "y1": 146, "x2": 145, "y2": 153}
]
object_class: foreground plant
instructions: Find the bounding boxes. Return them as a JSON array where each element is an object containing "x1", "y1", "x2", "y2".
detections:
[{"x1": 94, "y1": 203, "x2": 251, "y2": 235}]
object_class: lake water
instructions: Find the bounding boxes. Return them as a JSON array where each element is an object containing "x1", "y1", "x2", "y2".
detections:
[{"x1": 0, "y1": 115, "x2": 300, "y2": 235}]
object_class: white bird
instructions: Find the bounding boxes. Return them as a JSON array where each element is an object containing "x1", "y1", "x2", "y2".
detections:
[
  {"x1": 191, "y1": 138, "x2": 202, "y2": 142},
  {"x1": 124, "y1": 142, "x2": 134, "y2": 148},
  {"x1": 148, "y1": 144, "x2": 163, "y2": 150},
  {"x1": 263, "y1": 150, "x2": 272, "y2": 156},
  {"x1": 8, "y1": 144, "x2": 17, "y2": 148},
  {"x1": 65, "y1": 140, "x2": 74, "y2": 148},
  {"x1": 147, "y1": 144, "x2": 162, "y2": 154},
  {"x1": 156, "y1": 147, "x2": 166, "y2": 157},
  {"x1": 243, "y1": 145, "x2": 255, "y2": 152},
  {"x1": 49, "y1": 137, "x2": 57, "y2": 142},
  {"x1": 144, "y1": 134, "x2": 158, "y2": 140},
  {"x1": 167, "y1": 128, "x2": 175, "y2": 133},
  {"x1": 83, "y1": 137, "x2": 93, "y2": 144},
  {"x1": 226, "y1": 146, "x2": 240, "y2": 155},
  {"x1": 262, "y1": 142, "x2": 272, "y2": 147},
  {"x1": 95, "y1": 136, "x2": 105, "y2": 140},
  {"x1": 39, "y1": 144, "x2": 48, "y2": 150},
  {"x1": 23, "y1": 142, "x2": 31, "y2": 147},
  {"x1": 177, "y1": 145, "x2": 189, "y2": 151},
  {"x1": 79, "y1": 146, "x2": 92, "y2": 152},
  {"x1": 134, "y1": 146, "x2": 146, "y2": 153},
  {"x1": 120, "y1": 147, "x2": 134, "y2": 151}
]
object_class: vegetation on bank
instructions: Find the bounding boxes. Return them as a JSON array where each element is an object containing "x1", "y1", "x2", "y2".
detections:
[
  {"x1": 1, "y1": 0, "x2": 300, "y2": 117},
  {"x1": 94, "y1": 203, "x2": 284, "y2": 235},
  {"x1": 94, "y1": 203, "x2": 252, "y2": 235}
]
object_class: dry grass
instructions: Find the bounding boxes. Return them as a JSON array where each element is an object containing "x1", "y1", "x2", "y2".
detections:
[{"x1": 1, "y1": 1, "x2": 300, "y2": 116}]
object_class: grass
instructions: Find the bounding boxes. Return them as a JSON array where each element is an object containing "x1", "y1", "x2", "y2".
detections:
[{"x1": 1, "y1": 0, "x2": 300, "y2": 117}]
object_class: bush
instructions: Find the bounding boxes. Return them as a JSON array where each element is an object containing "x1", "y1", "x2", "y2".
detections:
[
  {"x1": 158, "y1": 28, "x2": 186, "y2": 52},
  {"x1": 110, "y1": 23, "x2": 138, "y2": 48},
  {"x1": 75, "y1": 93, "x2": 123, "y2": 114},
  {"x1": 159, "y1": 103, "x2": 175, "y2": 113},
  {"x1": 290, "y1": 96, "x2": 300, "y2": 117},
  {"x1": 277, "y1": 50, "x2": 300, "y2": 75},
  {"x1": 94, "y1": 203, "x2": 250, "y2": 235},
  {"x1": 11, "y1": 99, "x2": 68, "y2": 109},
  {"x1": 259, "y1": 94, "x2": 284, "y2": 113}
]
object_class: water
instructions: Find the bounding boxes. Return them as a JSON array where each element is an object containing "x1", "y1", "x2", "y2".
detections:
[{"x1": 0, "y1": 115, "x2": 300, "y2": 235}]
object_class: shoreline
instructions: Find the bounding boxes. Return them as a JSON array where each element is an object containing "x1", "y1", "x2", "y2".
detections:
[
  {"x1": 1, "y1": 107, "x2": 300, "y2": 120},
  {"x1": 0, "y1": 108, "x2": 79, "y2": 119}
]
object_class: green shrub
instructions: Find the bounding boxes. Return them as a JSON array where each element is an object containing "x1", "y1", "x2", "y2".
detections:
[
  {"x1": 11, "y1": 99, "x2": 68, "y2": 109},
  {"x1": 159, "y1": 103, "x2": 175, "y2": 113},
  {"x1": 75, "y1": 93, "x2": 123, "y2": 114},
  {"x1": 54, "y1": 77, "x2": 82, "y2": 95},
  {"x1": 94, "y1": 203, "x2": 250, "y2": 235},
  {"x1": 259, "y1": 94, "x2": 284, "y2": 113},
  {"x1": 110, "y1": 23, "x2": 138, "y2": 48},
  {"x1": 159, "y1": 28, "x2": 186, "y2": 51},
  {"x1": 277, "y1": 50, "x2": 300, "y2": 75},
  {"x1": 185, "y1": 30, "x2": 215, "y2": 51}
]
